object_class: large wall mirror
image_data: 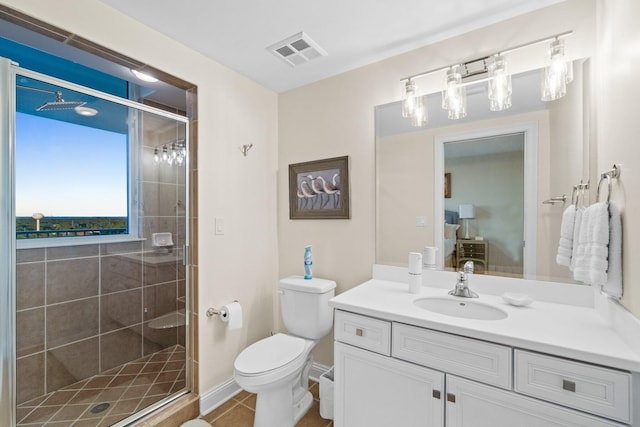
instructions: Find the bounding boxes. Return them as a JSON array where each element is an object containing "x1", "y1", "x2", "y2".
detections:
[{"x1": 376, "y1": 58, "x2": 594, "y2": 284}]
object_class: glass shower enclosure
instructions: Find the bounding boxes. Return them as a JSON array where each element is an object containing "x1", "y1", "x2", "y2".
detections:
[{"x1": 1, "y1": 57, "x2": 191, "y2": 426}]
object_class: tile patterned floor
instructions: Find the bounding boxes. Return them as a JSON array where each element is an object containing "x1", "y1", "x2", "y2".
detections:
[
  {"x1": 201, "y1": 381, "x2": 333, "y2": 427},
  {"x1": 17, "y1": 345, "x2": 186, "y2": 426}
]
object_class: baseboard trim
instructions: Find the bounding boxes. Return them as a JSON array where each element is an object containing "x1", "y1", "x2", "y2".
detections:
[
  {"x1": 199, "y1": 378, "x2": 242, "y2": 416},
  {"x1": 199, "y1": 362, "x2": 332, "y2": 416}
]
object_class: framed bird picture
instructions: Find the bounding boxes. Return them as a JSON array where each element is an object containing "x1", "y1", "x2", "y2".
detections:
[{"x1": 288, "y1": 156, "x2": 350, "y2": 219}]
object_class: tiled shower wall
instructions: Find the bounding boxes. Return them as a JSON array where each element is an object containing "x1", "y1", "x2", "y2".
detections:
[{"x1": 15, "y1": 241, "x2": 186, "y2": 404}]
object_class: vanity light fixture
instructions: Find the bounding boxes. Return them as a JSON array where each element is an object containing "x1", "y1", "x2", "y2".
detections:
[
  {"x1": 402, "y1": 78, "x2": 428, "y2": 125},
  {"x1": 541, "y1": 38, "x2": 573, "y2": 101},
  {"x1": 411, "y1": 95, "x2": 428, "y2": 126},
  {"x1": 442, "y1": 66, "x2": 467, "y2": 119},
  {"x1": 487, "y1": 54, "x2": 512, "y2": 111},
  {"x1": 402, "y1": 79, "x2": 418, "y2": 118},
  {"x1": 399, "y1": 31, "x2": 572, "y2": 126}
]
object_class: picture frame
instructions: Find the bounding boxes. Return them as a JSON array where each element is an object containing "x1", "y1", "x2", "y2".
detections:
[
  {"x1": 444, "y1": 172, "x2": 452, "y2": 199},
  {"x1": 289, "y1": 156, "x2": 350, "y2": 219}
]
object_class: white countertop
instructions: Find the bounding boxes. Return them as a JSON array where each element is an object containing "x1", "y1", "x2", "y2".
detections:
[{"x1": 329, "y1": 278, "x2": 640, "y2": 372}]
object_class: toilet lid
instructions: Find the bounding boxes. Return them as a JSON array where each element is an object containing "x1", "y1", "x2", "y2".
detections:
[{"x1": 234, "y1": 333, "x2": 306, "y2": 375}]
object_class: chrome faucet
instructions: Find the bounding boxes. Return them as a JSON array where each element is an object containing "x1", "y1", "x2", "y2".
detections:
[{"x1": 449, "y1": 261, "x2": 478, "y2": 298}]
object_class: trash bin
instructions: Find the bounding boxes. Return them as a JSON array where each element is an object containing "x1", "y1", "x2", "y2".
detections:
[{"x1": 319, "y1": 367, "x2": 334, "y2": 420}]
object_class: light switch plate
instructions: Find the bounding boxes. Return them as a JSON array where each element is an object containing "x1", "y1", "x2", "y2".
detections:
[
  {"x1": 416, "y1": 216, "x2": 427, "y2": 227},
  {"x1": 215, "y1": 217, "x2": 224, "y2": 235}
]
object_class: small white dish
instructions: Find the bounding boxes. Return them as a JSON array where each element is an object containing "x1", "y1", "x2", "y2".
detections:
[{"x1": 502, "y1": 292, "x2": 533, "y2": 307}]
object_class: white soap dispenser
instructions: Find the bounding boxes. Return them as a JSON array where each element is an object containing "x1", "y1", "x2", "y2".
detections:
[{"x1": 408, "y1": 252, "x2": 423, "y2": 294}]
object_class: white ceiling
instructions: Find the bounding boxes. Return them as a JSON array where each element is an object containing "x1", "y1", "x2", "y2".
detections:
[{"x1": 98, "y1": 0, "x2": 563, "y2": 93}]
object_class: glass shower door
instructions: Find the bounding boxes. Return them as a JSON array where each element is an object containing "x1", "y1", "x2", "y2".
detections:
[{"x1": 5, "y1": 61, "x2": 190, "y2": 427}]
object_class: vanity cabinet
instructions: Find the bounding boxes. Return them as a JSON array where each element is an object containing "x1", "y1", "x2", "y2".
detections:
[
  {"x1": 333, "y1": 310, "x2": 632, "y2": 427},
  {"x1": 334, "y1": 342, "x2": 444, "y2": 427},
  {"x1": 446, "y1": 375, "x2": 622, "y2": 427}
]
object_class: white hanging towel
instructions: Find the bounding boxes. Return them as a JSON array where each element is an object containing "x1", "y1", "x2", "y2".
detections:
[
  {"x1": 603, "y1": 202, "x2": 623, "y2": 298},
  {"x1": 556, "y1": 204, "x2": 576, "y2": 267},
  {"x1": 572, "y1": 207, "x2": 591, "y2": 283},
  {"x1": 587, "y1": 202, "x2": 610, "y2": 286},
  {"x1": 573, "y1": 203, "x2": 610, "y2": 285},
  {"x1": 569, "y1": 207, "x2": 584, "y2": 272}
]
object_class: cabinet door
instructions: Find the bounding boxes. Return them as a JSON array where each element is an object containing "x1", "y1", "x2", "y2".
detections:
[
  {"x1": 446, "y1": 376, "x2": 625, "y2": 427},
  {"x1": 334, "y1": 341, "x2": 444, "y2": 427}
]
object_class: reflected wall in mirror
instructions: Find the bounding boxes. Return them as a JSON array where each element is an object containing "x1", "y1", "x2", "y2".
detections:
[
  {"x1": 376, "y1": 59, "x2": 593, "y2": 284},
  {"x1": 443, "y1": 133, "x2": 525, "y2": 275}
]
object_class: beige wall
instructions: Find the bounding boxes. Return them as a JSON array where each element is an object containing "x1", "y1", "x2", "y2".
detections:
[
  {"x1": 0, "y1": 0, "x2": 279, "y2": 393},
  {"x1": 595, "y1": 0, "x2": 640, "y2": 315},
  {"x1": 279, "y1": 0, "x2": 600, "y2": 365}
]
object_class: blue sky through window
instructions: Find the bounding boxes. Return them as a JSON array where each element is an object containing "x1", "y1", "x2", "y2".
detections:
[{"x1": 15, "y1": 113, "x2": 128, "y2": 217}]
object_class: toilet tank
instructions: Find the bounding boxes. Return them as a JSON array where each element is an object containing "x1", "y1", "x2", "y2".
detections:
[{"x1": 279, "y1": 276, "x2": 336, "y2": 339}]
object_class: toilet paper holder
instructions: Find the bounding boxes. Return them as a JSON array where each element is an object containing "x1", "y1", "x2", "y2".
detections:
[{"x1": 206, "y1": 300, "x2": 239, "y2": 318}]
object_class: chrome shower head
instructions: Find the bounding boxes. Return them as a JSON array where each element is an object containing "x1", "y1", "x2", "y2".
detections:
[{"x1": 36, "y1": 91, "x2": 86, "y2": 111}]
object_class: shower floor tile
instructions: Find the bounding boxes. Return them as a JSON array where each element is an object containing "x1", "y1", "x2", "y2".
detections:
[{"x1": 17, "y1": 344, "x2": 186, "y2": 426}]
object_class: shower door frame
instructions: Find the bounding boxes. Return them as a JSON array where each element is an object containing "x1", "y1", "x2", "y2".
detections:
[
  {"x1": 1, "y1": 58, "x2": 192, "y2": 427},
  {"x1": 0, "y1": 56, "x2": 17, "y2": 427}
]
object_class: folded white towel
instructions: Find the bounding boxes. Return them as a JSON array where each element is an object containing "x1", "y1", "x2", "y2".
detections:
[
  {"x1": 603, "y1": 202, "x2": 623, "y2": 298},
  {"x1": 556, "y1": 204, "x2": 576, "y2": 267},
  {"x1": 588, "y1": 202, "x2": 610, "y2": 285},
  {"x1": 569, "y1": 207, "x2": 584, "y2": 272},
  {"x1": 573, "y1": 203, "x2": 610, "y2": 285},
  {"x1": 572, "y1": 206, "x2": 591, "y2": 283}
]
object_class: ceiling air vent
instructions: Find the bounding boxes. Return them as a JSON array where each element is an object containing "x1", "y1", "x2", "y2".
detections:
[{"x1": 267, "y1": 32, "x2": 327, "y2": 67}]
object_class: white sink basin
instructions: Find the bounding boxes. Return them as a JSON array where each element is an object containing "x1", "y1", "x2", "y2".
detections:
[{"x1": 414, "y1": 297, "x2": 508, "y2": 320}]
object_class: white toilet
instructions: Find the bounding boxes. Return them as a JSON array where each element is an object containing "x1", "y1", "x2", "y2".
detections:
[{"x1": 234, "y1": 276, "x2": 336, "y2": 427}]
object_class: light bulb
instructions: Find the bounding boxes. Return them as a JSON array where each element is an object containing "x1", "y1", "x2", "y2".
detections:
[
  {"x1": 411, "y1": 96, "x2": 427, "y2": 127},
  {"x1": 153, "y1": 148, "x2": 159, "y2": 163},
  {"x1": 488, "y1": 54, "x2": 512, "y2": 111},
  {"x1": 402, "y1": 79, "x2": 418, "y2": 118},
  {"x1": 442, "y1": 67, "x2": 466, "y2": 119},
  {"x1": 541, "y1": 38, "x2": 571, "y2": 101},
  {"x1": 162, "y1": 145, "x2": 168, "y2": 161}
]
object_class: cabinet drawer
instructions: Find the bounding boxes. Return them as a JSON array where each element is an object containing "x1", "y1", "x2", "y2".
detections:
[
  {"x1": 514, "y1": 350, "x2": 631, "y2": 423},
  {"x1": 392, "y1": 323, "x2": 512, "y2": 389},
  {"x1": 334, "y1": 310, "x2": 391, "y2": 356}
]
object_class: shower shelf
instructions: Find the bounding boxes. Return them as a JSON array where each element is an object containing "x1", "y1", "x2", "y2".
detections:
[{"x1": 149, "y1": 309, "x2": 186, "y2": 329}]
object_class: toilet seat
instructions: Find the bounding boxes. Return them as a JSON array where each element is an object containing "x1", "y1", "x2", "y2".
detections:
[
  {"x1": 234, "y1": 333, "x2": 315, "y2": 391},
  {"x1": 235, "y1": 333, "x2": 306, "y2": 376}
]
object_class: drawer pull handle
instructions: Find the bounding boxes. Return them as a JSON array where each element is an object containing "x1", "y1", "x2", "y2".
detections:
[
  {"x1": 433, "y1": 390, "x2": 441, "y2": 399},
  {"x1": 447, "y1": 393, "x2": 456, "y2": 403},
  {"x1": 562, "y1": 379, "x2": 576, "y2": 392},
  {"x1": 355, "y1": 328, "x2": 363, "y2": 337}
]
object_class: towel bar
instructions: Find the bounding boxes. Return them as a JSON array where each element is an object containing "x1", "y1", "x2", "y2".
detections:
[{"x1": 543, "y1": 194, "x2": 566, "y2": 205}]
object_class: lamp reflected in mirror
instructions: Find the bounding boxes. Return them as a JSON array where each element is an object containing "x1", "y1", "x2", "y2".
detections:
[{"x1": 459, "y1": 204, "x2": 475, "y2": 240}]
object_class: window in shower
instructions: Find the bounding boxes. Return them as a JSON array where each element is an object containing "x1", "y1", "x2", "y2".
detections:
[{"x1": 15, "y1": 75, "x2": 135, "y2": 246}]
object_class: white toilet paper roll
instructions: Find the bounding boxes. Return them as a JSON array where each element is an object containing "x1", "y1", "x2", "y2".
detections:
[{"x1": 220, "y1": 302, "x2": 243, "y2": 330}]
